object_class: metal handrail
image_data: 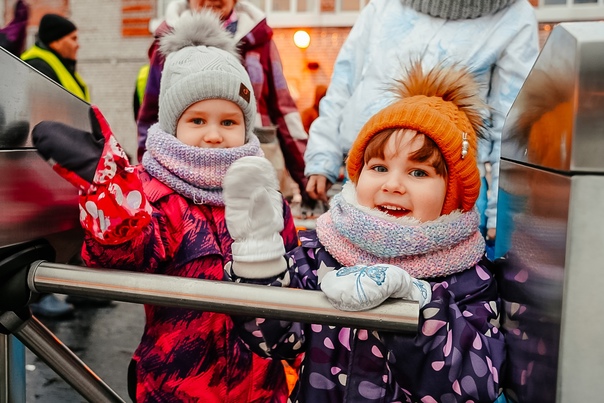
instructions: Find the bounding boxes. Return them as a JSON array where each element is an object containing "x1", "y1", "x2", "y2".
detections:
[{"x1": 28, "y1": 261, "x2": 419, "y2": 333}]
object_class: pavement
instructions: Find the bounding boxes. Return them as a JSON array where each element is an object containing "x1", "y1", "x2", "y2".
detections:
[{"x1": 25, "y1": 299, "x2": 144, "y2": 402}]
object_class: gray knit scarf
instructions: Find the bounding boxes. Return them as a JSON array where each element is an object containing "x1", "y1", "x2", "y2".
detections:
[
  {"x1": 315, "y1": 183, "x2": 485, "y2": 279},
  {"x1": 142, "y1": 123, "x2": 263, "y2": 206},
  {"x1": 401, "y1": 0, "x2": 517, "y2": 19}
]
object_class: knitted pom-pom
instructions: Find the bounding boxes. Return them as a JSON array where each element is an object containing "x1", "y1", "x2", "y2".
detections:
[
  {"x1": 393, "y1": 61, "x2": 488, "y2": 140},
  {"x1": 159, "y1": 10, "x2": 239, "y2": 59}
]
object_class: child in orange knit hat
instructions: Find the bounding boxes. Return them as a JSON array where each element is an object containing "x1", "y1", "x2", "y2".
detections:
[{"x1": 222, "y1": 61, "x2": 506, "y2": 402}]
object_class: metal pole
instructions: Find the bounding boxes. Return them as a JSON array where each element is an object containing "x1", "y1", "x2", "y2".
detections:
[
  {"x1": 28, "y1": 261, "x2": 419, "y2": 333},
  {"x1": 0, "y1": 311, "x2": 125, "y2": 403}
]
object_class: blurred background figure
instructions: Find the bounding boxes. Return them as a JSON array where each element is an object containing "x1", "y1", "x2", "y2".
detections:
[
  {"x1": 301, "y1": 84, "x2": 327, "y2": 133},
  {"x1": 21, "y1": 13, "x2": 98, "y2": 318},
  {"x1": 133, "y1": 63, "x2": 149, "y2": 122},
  {"x1": 21, "y1": 13, "x2": 89, "y2": 102},
  {"x1": 0, "y1": 0, "x2": 29, "y2": 57}
]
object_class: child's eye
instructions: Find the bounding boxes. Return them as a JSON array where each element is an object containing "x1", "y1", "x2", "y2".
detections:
[
  {"x1": 410, "y1": 169, "x2": 428, "y2": 177},
  {"x1": 192, "y1": 118, "x2": 204, "y2": 125},
  {"x1": 222, "y1": 120, "x2": 236, "y2": 127},
  {"x1": 370, "y1": 165, "x2": 387, "y2": 173}
]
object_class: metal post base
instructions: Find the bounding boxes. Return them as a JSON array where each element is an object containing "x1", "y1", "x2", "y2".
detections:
[{"x1": 0, "y1": 310, "x2": 125, "y2": 403}]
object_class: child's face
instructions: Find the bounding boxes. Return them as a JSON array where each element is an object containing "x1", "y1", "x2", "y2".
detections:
[
  {"x1": 176, "y1": 99, "x2": 246, "y2": 148},
  {"x1": 190, "y1": 0, "x2": 236, "y2": 20},
  {"x1": 356, "y1": 130, "x2": 446, "y2": 222}
]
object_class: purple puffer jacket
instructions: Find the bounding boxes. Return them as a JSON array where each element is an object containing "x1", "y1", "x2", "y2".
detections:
[{"x1": 232, "y1": 230, "x2": 506, "y2": 403}]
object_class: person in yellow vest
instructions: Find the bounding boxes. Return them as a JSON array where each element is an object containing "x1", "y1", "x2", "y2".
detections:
[
  {"x1": 22, "y1": 13, "x2": 89, "y2": 102},
  {"x1": 22, "y1": 14, "x2": 90, "y2": 318},
  {"x1": 132, "y1": 63, "x2": 149, "y2": 121}
]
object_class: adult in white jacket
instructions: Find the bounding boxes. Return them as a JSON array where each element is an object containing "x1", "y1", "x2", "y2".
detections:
[{"x1": 305, "y1": 0, "x2": 539, "y2": 248}]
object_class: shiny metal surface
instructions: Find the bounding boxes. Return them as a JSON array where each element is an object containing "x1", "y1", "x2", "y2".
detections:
[
  {"x1": 497, "y1": 21, "x2": 604, "y2": 403},
  {"x1": 28, "y1": 261, "x2": 420, "y2": 333},
  {"x1": 0, "y1": 311, "x2": 125, "y2": 403},
  {"x1": 0, "y1": 46, "x2": 88, "y2": 258},
  {"x1": 501, "y1": 22, "x2": 604, "y2": 172}
]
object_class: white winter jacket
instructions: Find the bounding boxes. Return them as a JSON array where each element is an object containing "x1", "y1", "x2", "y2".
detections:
[{"x1": 305, "y1": 0, "x2": 539, "y2": 229}]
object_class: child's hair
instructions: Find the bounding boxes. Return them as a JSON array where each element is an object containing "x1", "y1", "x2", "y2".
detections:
[
  {"x1": 362, "y1": 128, "x2": 448, "y2": 178},
  {"x1": 347, "y1": 61, "x2": 487, "y2": 214},
  {"x1": 157, "y1": 10, "x2": 256, "y2": 139}
]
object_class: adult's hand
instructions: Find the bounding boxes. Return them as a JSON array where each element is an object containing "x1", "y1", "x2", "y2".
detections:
[{"x1": 306, "y1": 174, "x2": 332, "y2": 203}]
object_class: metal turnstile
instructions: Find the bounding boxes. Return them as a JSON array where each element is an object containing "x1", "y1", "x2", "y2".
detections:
[
  {"x1": 0, "y1": 46, "x2": 419, "y2": 403},
  {"x1": 496, "y1": 22, "x2": 604, "y2": 403}
]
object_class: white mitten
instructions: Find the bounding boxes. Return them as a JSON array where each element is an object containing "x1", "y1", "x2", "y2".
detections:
[
  {"x1": 321, "y1": 264, "x2": 432, "y2": 311},
  {"x1": 223, "y1": 156, "x2": 287, "y2": 278}
]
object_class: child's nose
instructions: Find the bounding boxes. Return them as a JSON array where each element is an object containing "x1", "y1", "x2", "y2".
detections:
[
  {"x1": 382, "y1": 174, "x2": 406, "y2": 193},
  {"x1": 203, "y1": 127, "x2": 223, "y2": 143}
]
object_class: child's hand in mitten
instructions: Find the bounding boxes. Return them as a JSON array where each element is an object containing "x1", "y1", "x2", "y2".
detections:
[
  {"x1": 223, "y1": 156, "x2": 287, "y2": 278},
  {"x1": 32, "y1": 105, "x2": 151, "y2": 244},
  {"x1": 321, "y1": 264, "x2": 431, "y2": 311}
]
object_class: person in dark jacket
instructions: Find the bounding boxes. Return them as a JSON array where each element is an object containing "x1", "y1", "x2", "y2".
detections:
[
  {"x1": 31, "y1": 12, "x2": 297, "y2": 402},
  {"x1": 137, "y1": 0, "x2": 311, "y2": 205},
  {"x1": 21, "y1": 13, "x2": 89, "y2": 102},
  {"x1": 223, "y1": 62, "x2": 507, "y2": 402}
]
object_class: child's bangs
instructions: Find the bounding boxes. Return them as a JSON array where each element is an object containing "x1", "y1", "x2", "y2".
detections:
[{"x1": 363, "y1": 129, "x2": 447, "y2": 177}]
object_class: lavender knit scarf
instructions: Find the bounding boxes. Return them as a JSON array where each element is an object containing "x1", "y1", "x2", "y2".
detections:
[
  {"x1": 316, "y1": 183, "x2": 485, "y2": 279},
  {"x1": 142, "y1": 123, "x2": 263, "y2": 206}
]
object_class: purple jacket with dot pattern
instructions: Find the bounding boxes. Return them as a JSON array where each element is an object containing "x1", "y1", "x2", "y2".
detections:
[{"x1": 231, "y1": 230, "x2": 506, "y2": 403}]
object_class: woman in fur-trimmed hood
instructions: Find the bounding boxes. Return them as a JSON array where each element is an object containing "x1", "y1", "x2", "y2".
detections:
[
  {"x1": 137, "y1": 0, "x2": 311, "y2": 204},
  {"x1": 223, "y1": 62, "x2": 506, "y2": 402}
]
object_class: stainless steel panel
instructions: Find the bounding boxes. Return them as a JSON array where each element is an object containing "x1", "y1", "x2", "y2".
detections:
[
  {"x1": 497, "y1": 161, "x2": 569, "y2": 403},
  {"x1": 498, "y1": 20, "x2": 604, "y2": 403},
  {"x1": 0, "y1": 46, "x2": 88, "y2": 259},
  {"x1": 558, "y1": 175, "x2": 604, "y2": 402},
  {"x1": 502, "y1": 22, "x2": 604, "y2": 172}
]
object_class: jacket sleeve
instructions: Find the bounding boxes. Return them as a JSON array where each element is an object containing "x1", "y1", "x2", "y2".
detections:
[
  {"x1": 136, "y1": 39, "x2": 163, "y2": 162},
  {"x1": 81, "y1": 190, "x2": 196, "y2": 274},
  {"x1": 482, "y1": 10, "x2": 539, "y2": 230},
  {"x1": 380, "y1": 264, "x2": 506, "y2": 402},
  {"x1": 264, "y1": 39, "x2": 309, "y2": 195},
  {"x1": 228, "y1": 237, "x2": 330, "y2": 360},
  {"x1": 303, "y1": 2, "x2": 375, "y2": 182}
]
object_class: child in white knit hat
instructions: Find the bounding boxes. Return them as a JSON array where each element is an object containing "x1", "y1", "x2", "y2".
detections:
[{"x1": 32, "y1": 10, "x2": 297, "y2": 403}]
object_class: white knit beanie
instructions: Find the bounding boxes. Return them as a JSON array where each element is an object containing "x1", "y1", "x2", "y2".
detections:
[{"x1": 158, "y1": 10, "x2": 256, "y2": 139}]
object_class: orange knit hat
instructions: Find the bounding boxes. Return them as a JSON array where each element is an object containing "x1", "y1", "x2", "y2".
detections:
[{"x1": 346, "y1": 61, "x2": 487, "y2": 215}]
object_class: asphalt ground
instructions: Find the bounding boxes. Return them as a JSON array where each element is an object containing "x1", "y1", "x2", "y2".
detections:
[{"x1": 25, "y1": 299, "x2": 144, "y2": 402}]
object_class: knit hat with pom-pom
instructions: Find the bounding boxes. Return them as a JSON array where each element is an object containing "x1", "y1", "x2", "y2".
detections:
[
  {"x1": 158, "y1": 10, "x2": 255, "y2": 139},
  {"x1": 346, "y1": 61, "x2": 488, "y2": 215}
]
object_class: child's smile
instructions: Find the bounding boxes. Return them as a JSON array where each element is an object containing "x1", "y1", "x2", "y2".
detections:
[
  {"x1": 356, "y1": 130, "x2": 447, "y2": 222},
  {"x1": 376, "y1": 203, "x2": 410, "y2": 218}
]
